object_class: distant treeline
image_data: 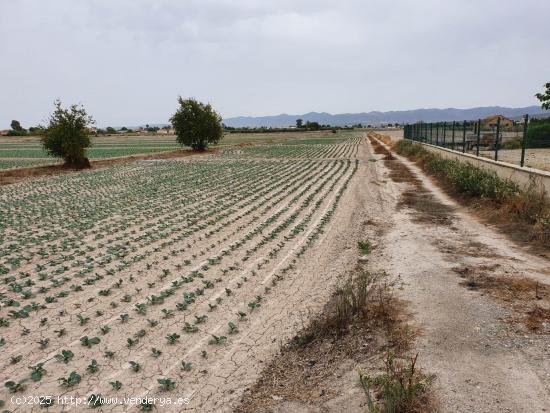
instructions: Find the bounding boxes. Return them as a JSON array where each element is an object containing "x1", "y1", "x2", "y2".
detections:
[{"x1": 223, "y1": 126, "x2": 355, "y2": 134}]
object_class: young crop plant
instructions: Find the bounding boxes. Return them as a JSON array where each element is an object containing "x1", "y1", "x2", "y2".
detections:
[
  {"x1": 77, "y1": 314, "x2": 90, "y2": 325},
  {"x1": 209, "y1": 334, "x2": 227, "y2": 345},
  {"x1": 161, "y1": 308, "x2": 175, "y2": 319},
  {"x1": 29, "y1": 363, "x2": 47, "y2": 381},
  {"x1": 151, "y1": 348, "x2": 162, "y2": 358},
  {"x1": 166, "y1": 333, "x2": 181, "y2": 344},
  {"x1": 129, "y1": 361, "x2": 141, "y2": 372},
  {"x1": 183, "y1": 322, "x2": 199, "y2": 333},
  {"x1": 59, "y1": 371, "x2": 81, "y2": 387},
  {"x1": 5, "y1": 379, "x2": 27, "y2": 392},
  {"x1": 228, "y1": 322, "x2": 238, "y2": 334},
  {"x1": 127, "y1": 337, "x2": 139, "y2": 347},
  {"x1": 181, "y1": 361, "x2": 192, "y2": 371},
  {"x1": 110, "y1": 381, "x2": 122, "y2": 390},
  {"x1": 139, "y1": 400, "x2": 154, "y2": 411},
  {"x1": 37, "y1": 338, "x2": 50, "y2": 349},
  {"x1": 195, "y1": 314, "x2": 207, "y2": 324},
  {"x1": 80, "y1": 336, "x2": 101, "y2": 348},
  {"x1": 10, "y1": 355, "x2": 22, "y2": 364},
  {"x1": 157, "y1": 377, "x2": 176, "y2": 391},
  {"x1": 55, "y1": 349, "x2": 74, "y2": 364},
  {"x1": 86, "y1": 359, "x2": 99, "y2": 374},
  {"x1": 100, "y1": 325, "x2": 111, "y2": 335}
]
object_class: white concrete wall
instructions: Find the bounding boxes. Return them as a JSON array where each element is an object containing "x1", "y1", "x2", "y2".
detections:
[{"x1": 415, "y1": 141, "x2": 550, "y2": 194}]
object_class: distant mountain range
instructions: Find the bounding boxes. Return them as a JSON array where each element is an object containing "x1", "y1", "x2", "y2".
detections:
[{"x1": 223, "y1": 106, "x2": 550, "y2": 128}]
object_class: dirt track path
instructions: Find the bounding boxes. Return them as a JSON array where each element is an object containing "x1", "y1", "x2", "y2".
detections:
[{"x1": 369, "y1": 136, "x2": 550, "y2": 412}]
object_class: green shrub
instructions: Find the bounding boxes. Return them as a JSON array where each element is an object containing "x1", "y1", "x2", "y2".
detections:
[
  {"x1": 526, "y1": 124, "x2": 550, "y2": 148},
  {"x1": 170, "y1": 97, "x2": 223, "y2": 151},
  {"x1": 393, "y1": 140, "x2": 428, "y2": 158},
  {"x1": 41, "y1": 100, "x2": 94, "y2": 167}
]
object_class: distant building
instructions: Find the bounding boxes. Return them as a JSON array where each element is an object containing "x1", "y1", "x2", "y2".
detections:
[
  {"x1": 0, "y1": 130, "x2": 9, "y2": 136},
  {"x1": 481, "y1": 115, "x2": 514, "y2": 128}
]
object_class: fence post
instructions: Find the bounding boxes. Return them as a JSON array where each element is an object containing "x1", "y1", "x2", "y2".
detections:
[
  {"x1": 494, "y1": 117, "x2": 500, "y2": 161},
  {"x1": 462, "y1": 121, "x2": 466, "y2": 153},
  {"x1": 476, "y1": 119, "x2": 481, "y2": 157},
  {"x1": 435, "y1": 123, "x2": 439, "y2": 146},
  {"x1": 520, "y1": 114, "x2": 529, "y2": 167},
  {"x1": 426, "y1": 123, "x2": 429, "y2": 143},
  {"x1": 442, "y1": 122, "x2": 446, "y2": 148},
  {"x1": 451, "y1": 121, "x2": 456, "y2": 150}
]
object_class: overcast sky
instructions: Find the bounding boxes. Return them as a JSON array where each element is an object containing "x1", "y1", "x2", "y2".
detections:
[{"x1": 1, "y1": 0, "x2": 549, "y2": 128}]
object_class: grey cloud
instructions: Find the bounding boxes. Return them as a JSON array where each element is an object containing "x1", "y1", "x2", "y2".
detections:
[{"x1": 0, "y1": 0, "x2": 549, "y2": 128}]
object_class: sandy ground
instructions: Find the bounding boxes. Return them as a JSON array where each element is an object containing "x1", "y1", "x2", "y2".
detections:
[{"x1": 479, "y1": 148, "x2": 550, "y2": 172}]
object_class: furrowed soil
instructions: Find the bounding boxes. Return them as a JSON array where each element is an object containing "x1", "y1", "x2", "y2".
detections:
[{"x1": 1, "y1": 133, "x2": 548, "y2": 413}]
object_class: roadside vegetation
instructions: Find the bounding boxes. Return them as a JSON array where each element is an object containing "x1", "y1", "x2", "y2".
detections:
[{"x1": 393, "y1": 139, "x2": 550, "y2": 247}]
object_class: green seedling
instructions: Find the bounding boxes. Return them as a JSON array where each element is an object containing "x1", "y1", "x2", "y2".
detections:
[
  {"x1": 80, "y1": 336, "x2": 101, "y2": 348},
  {"x1": 166, "y1": 333, "x2": 180, "y2": 344},
  {"x1": 55, "y1": 349, "x2": 74, "y2": 364},
  {"x1": 29, "y1": 363, "x2": 46, "y2": 382},
  {"x1": 209, "y1": 334, "x2": 227, "y2": 345},
  {"x1": 86, "y1": 359, "x2": 99, "y2": 373},
  {"x1": 157, "y1": 378, "x2": 176, "y2": 391},
  {"x1": 59, "y1": 371, "x2": 81, "y2": 387}
]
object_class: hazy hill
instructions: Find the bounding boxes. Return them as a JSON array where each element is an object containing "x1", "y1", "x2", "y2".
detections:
[{"x1": 223, "y1": 106, "x2": 549, "y2": 128}]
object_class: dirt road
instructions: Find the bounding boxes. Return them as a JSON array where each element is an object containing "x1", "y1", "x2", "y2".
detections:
[{"x1": 368, "y1": 136, "x2": 550, "y2": 412}]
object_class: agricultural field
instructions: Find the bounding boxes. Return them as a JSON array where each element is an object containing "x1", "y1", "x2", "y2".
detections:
[
  {"x1": 0, "y1": 134, "x2": 362, "y2": 411},
  {"x1": 0, "y1": 136, "x2": 181, "y2": 167},
  {"x1": 0, "y1": 131, "x2": 346, "y2": 170}
]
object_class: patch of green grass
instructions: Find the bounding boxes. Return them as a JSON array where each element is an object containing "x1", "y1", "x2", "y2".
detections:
[{"x1": 358, "y1": 240, "x2": 373, "y2": 255}]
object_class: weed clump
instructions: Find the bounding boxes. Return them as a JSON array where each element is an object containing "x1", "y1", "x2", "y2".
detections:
[{"x1": 359, "y1": 353, "x2": 436, "y2": 413}]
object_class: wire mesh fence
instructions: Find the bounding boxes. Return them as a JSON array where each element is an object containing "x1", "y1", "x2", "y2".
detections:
[{"x1": 403, "y1": 115, "x2": 550, "y2": 173}]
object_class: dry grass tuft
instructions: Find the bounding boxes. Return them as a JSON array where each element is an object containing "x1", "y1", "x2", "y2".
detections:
[
  {"x1": 236, "y1": 267, "x2": 436, "y2": 413},
  {"x1": 359, "y1": 353, "x2": 439, "y2": 413}
]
